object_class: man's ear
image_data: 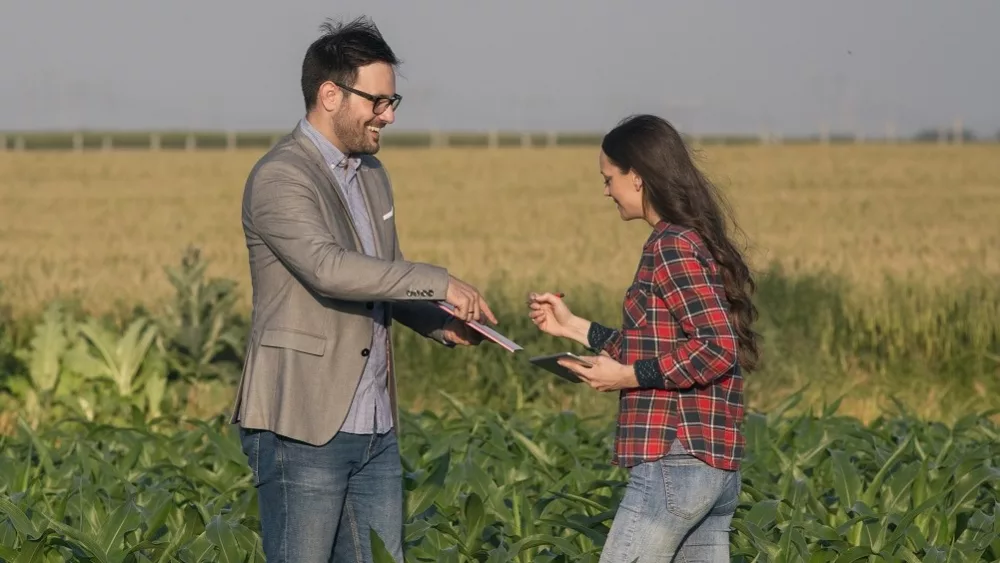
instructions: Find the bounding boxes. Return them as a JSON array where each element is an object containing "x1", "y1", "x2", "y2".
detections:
[{"x1": 317, "y1": 82, "x2": 340, "y2": 112}]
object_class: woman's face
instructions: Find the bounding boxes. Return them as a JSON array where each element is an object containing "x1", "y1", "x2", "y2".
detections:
[{"x1": 599, "y1": 150, "x2": 645, "y2": 221}]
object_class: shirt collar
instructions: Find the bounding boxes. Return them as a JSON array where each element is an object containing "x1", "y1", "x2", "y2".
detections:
[
  {"x1": 644, "y1": 220, "x2": 672, "y2": 249},
  {"x1": 298, "y1": 117, "x2": 361, "y2": 176}
]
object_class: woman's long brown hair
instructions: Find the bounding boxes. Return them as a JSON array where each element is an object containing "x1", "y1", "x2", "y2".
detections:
[{"x1": 601, "y1": 114, "x2": 761, "y2": 372}]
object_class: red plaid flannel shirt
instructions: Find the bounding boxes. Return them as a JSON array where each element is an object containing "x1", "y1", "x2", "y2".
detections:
[{"x1": 588, "y1": 222, "x2": 744, "y2": 471}]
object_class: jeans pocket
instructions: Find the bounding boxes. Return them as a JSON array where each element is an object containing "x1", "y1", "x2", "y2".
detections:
[{"x1": 660, "y1": 456, "x2": 727, "y2": 520}]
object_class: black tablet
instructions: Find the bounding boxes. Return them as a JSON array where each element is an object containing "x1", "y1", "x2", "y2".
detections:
[{"x1": 528, "y1": 352, "x2": 593, "y2": 383}]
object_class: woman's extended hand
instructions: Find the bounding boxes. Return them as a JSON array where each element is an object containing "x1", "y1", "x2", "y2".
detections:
[
  {"x1": 526, "y1": 292, "x2": 593, "y2": 346},
  {"x1": 528, "y1": 293, "x2": 590, "y2": 346},
  {"x1": 527, "y1": 292, "x2": 575, "y2": 338}
]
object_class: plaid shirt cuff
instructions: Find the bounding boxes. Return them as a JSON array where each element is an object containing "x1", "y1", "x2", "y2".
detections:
[
  {"x1": 633, "y1": 358, "x2": 667, "y2": 389},
  {"x1": 587, "y1": 322, "x2": 616, "y2": 351}
]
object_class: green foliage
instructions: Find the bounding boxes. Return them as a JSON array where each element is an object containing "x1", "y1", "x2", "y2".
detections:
[
  {"x1": 388, "y1": 264, "x2": 1000, "y2": 421},
  {"x1": 0, "y1": 249, "x2": 998, "y2": 560},
  {"x1": 153, "y1": 246, "x2": 246, "y2": 384},
  {"x1": 0, "y1": 301, "x2": 166, "y2": 427},
  {"x1": 0, "y1": 400, "x2": 996, "y2": 561}
]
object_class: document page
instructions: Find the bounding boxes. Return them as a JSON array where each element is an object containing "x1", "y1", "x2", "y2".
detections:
[{"x1": 434, "y1": 302, "x2": 523, "y2": 352}]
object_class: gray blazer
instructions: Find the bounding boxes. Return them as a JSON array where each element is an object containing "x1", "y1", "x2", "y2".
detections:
[{"x1": 229, "y1": 125, "x2": 454, "y2": 446}]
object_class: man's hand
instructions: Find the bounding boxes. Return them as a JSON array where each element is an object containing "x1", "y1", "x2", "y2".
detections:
[
  {"x1": 441, "y1": 317, "x2": 484, "y2": 346},
  {"x1": 445, "y1": 275, "x2": 498, "y2": 325}
]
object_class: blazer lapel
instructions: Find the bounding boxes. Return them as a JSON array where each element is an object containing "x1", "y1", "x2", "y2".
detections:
[{"x1": 292, "y1": 127, "x2": 364, "y2": 249}]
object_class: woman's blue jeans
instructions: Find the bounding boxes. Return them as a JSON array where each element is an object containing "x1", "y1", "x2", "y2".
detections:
[{"x1": 599, "y1": 440, "x2": 742, "y2": 562}]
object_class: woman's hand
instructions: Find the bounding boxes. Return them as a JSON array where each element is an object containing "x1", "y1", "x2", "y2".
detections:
[
  {"x1": 527, "y1": 292, "x2": 575, "y2": 338},
  {"x1": 526, "y1": 292, "x2": 594, "y2": 346},
  {"x1": 558, "y1": 355, "x2": 639, "y2": 392}
]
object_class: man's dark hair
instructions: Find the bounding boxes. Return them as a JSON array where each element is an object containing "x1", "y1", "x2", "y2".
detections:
[{"x1": 301, "y1": 16, "x2": 400, "y2": 111}]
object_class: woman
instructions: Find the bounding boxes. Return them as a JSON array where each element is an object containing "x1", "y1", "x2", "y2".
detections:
[{"x1": 528, "y1": 114, "x2": 760, "y2": 562}]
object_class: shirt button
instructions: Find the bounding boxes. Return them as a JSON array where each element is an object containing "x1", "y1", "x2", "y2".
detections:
[{"x1": 361, "y1": 348, "x2": 370, "y2": 357}]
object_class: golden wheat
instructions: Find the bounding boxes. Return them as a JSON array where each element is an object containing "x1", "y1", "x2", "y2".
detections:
[{"x1": 1, "y1": 144, "x2": 998, "y2": 315}]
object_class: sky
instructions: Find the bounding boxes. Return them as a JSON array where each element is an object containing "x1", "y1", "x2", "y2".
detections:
[{"x1": 1, "y1": 0, "x2": 998, "y2": 137}]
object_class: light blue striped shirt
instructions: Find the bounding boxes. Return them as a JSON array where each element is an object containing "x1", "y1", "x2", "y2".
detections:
[{"x1": 299, "y1": 118, "x2": 393, "y2": 435}]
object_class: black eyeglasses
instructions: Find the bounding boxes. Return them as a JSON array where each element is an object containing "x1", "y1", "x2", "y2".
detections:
[{"x1": 333, "y1": 82, "x2": 401, "y2": 115}]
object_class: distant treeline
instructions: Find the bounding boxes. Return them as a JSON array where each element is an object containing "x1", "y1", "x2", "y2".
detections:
[{"x1": 1, "y1": 129, "x2": 997, "y2": 151}]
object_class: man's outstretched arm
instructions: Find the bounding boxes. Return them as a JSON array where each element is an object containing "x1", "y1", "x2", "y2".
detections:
[
  {"x1": 387, "y1": 220, "x2": 480, "y2": 345},
  {"x1": 249, "y1": 162, "x2": 450, "y2": 302}
]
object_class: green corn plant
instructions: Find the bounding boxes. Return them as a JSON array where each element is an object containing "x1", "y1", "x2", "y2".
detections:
[
  {"x1": 75, "y1": 316, "x2": 165, "y2": 421},
  {"x1": 6, "y1": 304, "x2": 67, "y2": 423},
  {"x1": 3, "y1": 302, "x2": 101, "y2": 427},
  {"x1": 155, "y1": 246, "x2": 245, "y2": 384}
]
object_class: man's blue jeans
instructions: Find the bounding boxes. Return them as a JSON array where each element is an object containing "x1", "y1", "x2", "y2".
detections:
[
  {"x1": 599, "y1": 440, "x2": 742, "y2": 562},
  {"x1": 239, "y1": 427, "x2": 403, "y2": 563}
]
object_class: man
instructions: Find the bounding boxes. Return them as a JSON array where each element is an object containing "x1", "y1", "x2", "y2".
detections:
[{"x1": 229, "y1": 16, "x2": 496, "y2": 563}]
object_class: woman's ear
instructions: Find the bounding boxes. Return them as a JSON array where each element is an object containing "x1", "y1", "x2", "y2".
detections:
[{"x1": 631, "y1": 172, "x2": 643, "y2": 191}]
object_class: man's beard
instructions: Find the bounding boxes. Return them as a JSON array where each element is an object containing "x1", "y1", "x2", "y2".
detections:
[{"x1": 333, "y1": 114, "x2": 379, "y2": 155}]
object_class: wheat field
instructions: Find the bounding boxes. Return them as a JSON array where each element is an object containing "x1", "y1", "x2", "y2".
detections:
[{"x1": 1, "y1": 144, "x2": 998, "y2": 316}]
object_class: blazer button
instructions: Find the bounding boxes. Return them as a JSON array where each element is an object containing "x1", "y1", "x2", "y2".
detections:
[
  {"x1": 361, "y1": 348, "x2": 370, "y2": 357},
  {"x1": 365, "y1": 302, "x2": 374, "y2": 310}
]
